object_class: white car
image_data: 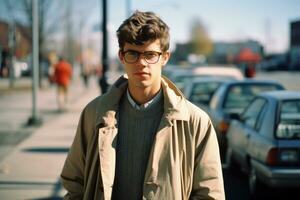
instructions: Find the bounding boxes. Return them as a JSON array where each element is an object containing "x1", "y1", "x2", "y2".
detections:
[{"x1": 168, "y1": 65, "x2": 244, "y2": 91}]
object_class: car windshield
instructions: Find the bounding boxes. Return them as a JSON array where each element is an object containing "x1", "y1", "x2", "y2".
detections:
[
  {"x1": 173, "y1": 74, "x2": 195, "y2": 84},
  {"x1": 276, "y1": 100, "x2": 300, "y2": 139},
  {"x1": 224, "y1": 84, "x2": 282, "y2": 113},
  {"x1": 190, "y1": 82, "x2": 221, "y2": 105}
]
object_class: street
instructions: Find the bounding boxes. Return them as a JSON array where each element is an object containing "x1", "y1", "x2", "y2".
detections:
[{"x1": 223, "y1": 167, "x2": 298, "y2": 200}]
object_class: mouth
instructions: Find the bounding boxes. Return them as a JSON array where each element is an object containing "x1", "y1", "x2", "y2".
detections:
[{"x1": 133, "y1": 72, "x2": 150, "y2": 77}]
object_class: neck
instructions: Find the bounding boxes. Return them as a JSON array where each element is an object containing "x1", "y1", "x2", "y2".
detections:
[{"x1": 128, "y1": 84, "x2": 161, "y2": 105}]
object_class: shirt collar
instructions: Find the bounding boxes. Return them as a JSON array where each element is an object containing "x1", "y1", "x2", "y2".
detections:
[{"x1": 126, "y1": 88, "x2": 162, "y2": 111}]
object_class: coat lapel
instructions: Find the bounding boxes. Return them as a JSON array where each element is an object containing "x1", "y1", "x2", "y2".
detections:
[{"x1": 98, "y1": 111, "x2": 118, "y2": 200}]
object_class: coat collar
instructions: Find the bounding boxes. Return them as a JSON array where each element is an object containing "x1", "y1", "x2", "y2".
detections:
[{"x1": 95, "y1": 75, "x2": 190, "y2": 128}]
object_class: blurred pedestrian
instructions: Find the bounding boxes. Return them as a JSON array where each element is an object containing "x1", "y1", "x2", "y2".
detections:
[
  {"x1": 61, "y1": 11, "x2": 225, "y2": 200},
  {"x1": 0, "y1": 49, "x2": 10, "y2": 78},
  {"x1": 245, "y1": 63, "x2": 256, "y2": 78},
  {"x1": 53, "y1": 56, "x2": 72, "y2": 111},
  {"x1": 80, "y1": 61, "x2": 93, "y2": 88}
]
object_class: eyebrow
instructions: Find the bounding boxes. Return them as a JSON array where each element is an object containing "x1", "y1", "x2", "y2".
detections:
[{"x1": 124, "y1": 50, "x2": 160, "y2": 53}]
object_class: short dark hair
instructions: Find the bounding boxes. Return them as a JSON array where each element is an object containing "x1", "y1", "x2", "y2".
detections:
[{"x1": 116, "y1": 10, "x2": 170, "y2": 52}]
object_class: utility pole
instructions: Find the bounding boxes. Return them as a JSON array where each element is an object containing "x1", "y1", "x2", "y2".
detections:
[
  {"x1": 8, "y1": 23, "x2": 15, "y2": 88},
  {"x1": 27, "y1": 0, "x2": 42, "y2": 126},
  {"x1": 99, "y1": 0, "x2": 109, "y2": 94}
]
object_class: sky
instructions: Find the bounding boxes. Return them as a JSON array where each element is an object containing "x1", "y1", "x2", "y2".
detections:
[
  {"x1": 0, "y1": 0, "x2": 299, "y2": 58},
  {"x1": 89, "y1": 0, "x2": 300, "y2": 56}
]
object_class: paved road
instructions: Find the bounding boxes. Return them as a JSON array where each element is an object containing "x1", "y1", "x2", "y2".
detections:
[{"x1": 255, "y1": 71, "x2": 300, "y2": 90}]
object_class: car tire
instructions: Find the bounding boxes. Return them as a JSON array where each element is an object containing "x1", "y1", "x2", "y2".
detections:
[{"x1": 248, "y1": 165, "x2": 265, "y2": 198}]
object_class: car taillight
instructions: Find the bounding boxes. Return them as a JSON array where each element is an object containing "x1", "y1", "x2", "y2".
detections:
[
  {"x1": 266, "y1": 148, "x2": 299, "y2": 166},
  {"x1": 218, "y1": 120, "x2": 229, "y2": 134},
  {"x1": 266, "y1": 148, "x2": 278, "y2": 165}
]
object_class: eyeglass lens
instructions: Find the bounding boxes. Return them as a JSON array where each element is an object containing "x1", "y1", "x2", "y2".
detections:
[{"x1": 124, "y1": 51, "x2": 161, "y2": 64}]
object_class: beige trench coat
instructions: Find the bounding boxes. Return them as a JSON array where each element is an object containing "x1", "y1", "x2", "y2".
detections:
[{"x1": 61, "y1": 75, "x2": 225, "y2": 200}]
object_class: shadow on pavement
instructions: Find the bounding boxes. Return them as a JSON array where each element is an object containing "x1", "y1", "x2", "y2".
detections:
[
  {"x1": 28, "y1": 197, "x2": 63, "y2": 200},
  {"x1": 22, "y1": 147, "x2": 69, "y2": 153}
]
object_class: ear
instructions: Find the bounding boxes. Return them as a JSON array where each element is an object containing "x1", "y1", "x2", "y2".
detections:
[
  {"x1": 118, "y1": 50, "x2": 125, "y2": 64},
  {"x1": 161, "y1": 51, "x2": 171, "y2": 66}
]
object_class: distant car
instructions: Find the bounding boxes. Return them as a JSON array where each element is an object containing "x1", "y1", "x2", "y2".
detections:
[
  {"x1": 183, "y1": 77, "x2": 230, "y2": 112},
  {"x1": 13, "y1": 61, "x2": 28, "y2": 78},
  {"x1": 207, "y1": 79, "x2": 285, "y2": 161},
  {"x1": 226, "y1": 90, "x2": 300, "y2": 197},
  {"x1": 162, "y1": 64, "x2": 188, "y2": 78},
  {"x1": 168, "y1": 65, "x2": 244, "y2": 91},
  {"x1": 191, "y1": 65, "x2": 245, "y2": 80}
]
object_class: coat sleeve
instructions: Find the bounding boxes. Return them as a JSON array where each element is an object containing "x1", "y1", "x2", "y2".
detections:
[
  {"x1": 61, "y1": 111, "x2": 87, "y2": 200},
  {"x1": 190, "y1": 111, "x2": 225, "y2": 200}
]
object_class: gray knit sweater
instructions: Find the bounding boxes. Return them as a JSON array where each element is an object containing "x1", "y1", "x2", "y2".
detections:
[{"x1": 112, "y1": 94, "x2": 164, "y2": 200}]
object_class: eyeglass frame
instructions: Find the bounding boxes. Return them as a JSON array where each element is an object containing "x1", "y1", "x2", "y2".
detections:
[{"x1": 121, "y1": 50, "x2": 163, "y2": 64}]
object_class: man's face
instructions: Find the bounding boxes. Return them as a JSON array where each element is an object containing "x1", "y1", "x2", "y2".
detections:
[{"x1": 119, "y1": 39, "x2": 170, "y2": 94}]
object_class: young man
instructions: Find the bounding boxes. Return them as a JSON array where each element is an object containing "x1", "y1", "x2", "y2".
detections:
[{"x1": 61, "y1": 11, "x2": 225, "y2": 200}]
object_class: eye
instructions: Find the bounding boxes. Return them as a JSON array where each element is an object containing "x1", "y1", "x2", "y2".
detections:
[
  {"x1": 126, "y1": 50, "x2": 139, "y2": 57},
  {"x1": 124, "y1": 50, "x2": 139, "y2": 62},
  {"x1": 145, "y1": 51, "x2": 158, "y2": 59}
]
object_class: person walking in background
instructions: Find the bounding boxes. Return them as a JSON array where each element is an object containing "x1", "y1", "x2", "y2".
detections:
[
  {"x1": 80, "y1": 60, "x2": 93, "y2": 88},
  {"x1": 53, "y1": 56, "x2": 72, "y2": 111},
  {"x1": 61, "y1": 11, "x2": 225, "y2": 200}
]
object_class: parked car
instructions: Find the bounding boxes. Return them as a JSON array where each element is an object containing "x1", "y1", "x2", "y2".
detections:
[
  {"x1": 207, "y1": 79, "x2": 285, "y2": 161},
  {"x1": 183, "y1": 77, "x2": 230, "y2": 112},
  {"x1": 190, "y1": 65, "x2": 245, "y2": 80},
  {"x1": 226, "y1": 90, "x2": 300, "y2": 196},
  {"x1": 168, "y1": 65, "x2": 244, "y2": 91}
]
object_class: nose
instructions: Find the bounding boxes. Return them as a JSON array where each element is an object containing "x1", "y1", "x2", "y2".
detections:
[{"x1": 136, "y1": 55, "x2": 148, "y2": 66}]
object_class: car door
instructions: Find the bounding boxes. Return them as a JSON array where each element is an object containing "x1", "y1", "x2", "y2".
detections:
[
  {"x1": 247, "y1": 99, "x2": 271, "y2": 157},
  {"x1": 235, "y1": 98, "x2": 268, "y2": 169}
]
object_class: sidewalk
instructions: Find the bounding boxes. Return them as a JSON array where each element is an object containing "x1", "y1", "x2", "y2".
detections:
[
  {"x1": 0, "y1": 77, "x2": 100, "y2": 199},
  {"x1": 0, "y1": 77, "x2": 33, "y2": 93}
]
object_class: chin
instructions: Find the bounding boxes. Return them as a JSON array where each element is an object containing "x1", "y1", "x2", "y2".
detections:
[{"x1": 136, "y1": 82, "x2": 151, "y2": 88}]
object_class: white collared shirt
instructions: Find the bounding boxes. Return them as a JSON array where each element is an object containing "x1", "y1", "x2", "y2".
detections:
[{"x1": 126, "y1": 89, "x2": 163, "y2": 111}]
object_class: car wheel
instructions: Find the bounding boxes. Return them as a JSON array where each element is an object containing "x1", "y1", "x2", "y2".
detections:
[{"x1": 248, "y1": 165, "x2": 265, "y2": 198}]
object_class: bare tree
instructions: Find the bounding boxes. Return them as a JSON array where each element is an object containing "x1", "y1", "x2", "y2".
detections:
[
  {"x1": 2, "y1": 0, "x2": 98, "y2": 85},
  {"x1": 3, "y1": 0, "x2": 68, "y2": 87},
  {"x1": 62, "y1": 0, "x2": 98, "y2": 64},
  {"x1": 189, "y1": 18, "x2": 213, "y2": 57}
]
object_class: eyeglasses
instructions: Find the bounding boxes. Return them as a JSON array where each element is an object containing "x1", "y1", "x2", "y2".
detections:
[{"x1": 122, "y1": 50, "x2": 162, "y2": 64}]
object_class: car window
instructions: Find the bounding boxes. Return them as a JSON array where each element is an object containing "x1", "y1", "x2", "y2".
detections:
[
  {"x1": 276, "y1": 100, "x2": 300, "y2": 139},
  {"x1": 173, "y1": 75, "x2": 195, "y2": 90},
  {"x1": 255, "y1": 100, "x2": 268, "y2": 131},
  {"x1": 174, "y1": 74, "x2": 198, "y2": 83},
  {"x1": 209, "y1": 84, "x2": 226, "y2": 110},
  {"x1": 224, "y1": 84, "x2": 281, "y2": 112},
  {"x1": 241, "y1": 98, "x2": 266, "y2": 129},
  {"x1": 281, "y1": 100, "x2": 300, "y2": 113},
  {"x1": 190, "y1": 82, "x2": 221, "y2": 105}
]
